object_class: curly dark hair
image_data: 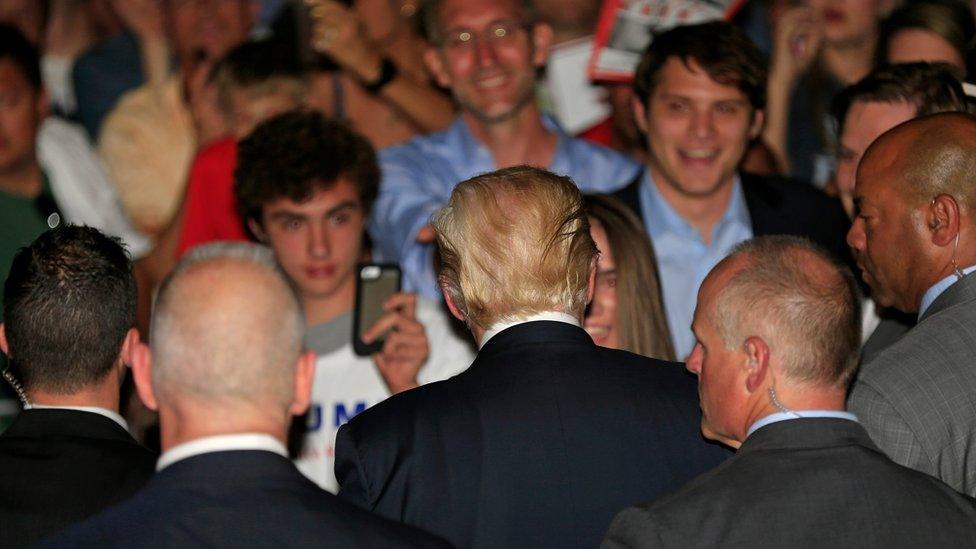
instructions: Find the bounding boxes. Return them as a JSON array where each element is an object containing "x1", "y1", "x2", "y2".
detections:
[
  {"x1": 234, "y1": 110, "x2": 380, "y2": 224},
  {"x1": 4, "y1": 225, "x2": 136, "y2": 394},
  {"x1": 634, "y1": 21, "x2": 767, "y2": 111}
]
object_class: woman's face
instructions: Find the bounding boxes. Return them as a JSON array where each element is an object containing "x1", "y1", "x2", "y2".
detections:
[
  {"x1": 887, "y1": 28, "x2": 965, "y2": 72},
  {"x1": 584, "y1": 218, "x2": 620, "y2": 349}
]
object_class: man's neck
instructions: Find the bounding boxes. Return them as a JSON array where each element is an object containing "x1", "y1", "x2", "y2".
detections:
[
  {"x1": 303, "y1": 283, "x2": 355, "y2": 327},
  {"x1": 29, "y1": 380, "x2": 121, "y2": 412},
  {"x1": 0, "y1": 162, "x2": 43, "y2": 198},
  {"x1": 157, "y1": 403, "x2": 289, "y2": 453},
  {"x1": 463, "y1": 104, "x2": 558, "y2": 169},
  {"x1": 822, "y1": 36, "x2": 876, "y2": 86},
  {"x1": 649, "y1": 168, "x2": 735, "y2": 245}
]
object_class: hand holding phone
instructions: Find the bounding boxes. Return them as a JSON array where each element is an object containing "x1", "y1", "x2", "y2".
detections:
[{"x1": 365, "y1": 293, "x2": 429, "y2": 394}]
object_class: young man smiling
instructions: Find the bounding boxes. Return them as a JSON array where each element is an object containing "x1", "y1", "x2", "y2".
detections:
[
  {"x1": 235, "y1": 110, "x2": 474, "y2": 493},
  {"x1": 614, "y1": 22, "x2": 850, "y2": 359}
]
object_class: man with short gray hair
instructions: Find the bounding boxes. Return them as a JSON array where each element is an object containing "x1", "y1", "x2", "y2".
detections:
[
  {"x1": 47, "y1": 242, "x2": 449, "y2": 547},
  {"x1": 336, "y1": 166, "x2": 728, "y2": 549},
  {"x1": 603, "y1": 235, "x2": 976, "y2": 547}
]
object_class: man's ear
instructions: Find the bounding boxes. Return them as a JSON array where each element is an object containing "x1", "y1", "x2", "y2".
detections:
[
  {"x1": 0, "y1": 323, "x2": 8, "y2": 357},
  {"x1": 632, "y1": 96, "x2": 649, "y2": 135},
  {"x1": 441, "y1": 282, "x2": 466, "y2": 322},
  {"x1": 529, "y1": 22, "x2": 554, "y2": 67},
  {"x1": 424, "y1": 47, "x2": 452, "y2": 89},
  {"x1": 927, "y1": 193, "x2": 960, "y2": 247},
  {"x1": 289, "y1": 350, "x2": 316, "y2": 416},
  {"x1": 247, "y1": 219, "x2": 268, "y2": 243},
  {"x1": 742, "y1": 336, "x2": 769, "y2": 393},
  {"x1": 748, "y1": 108, "x2": 765, "y2": 140},
  {"x1": 131, "y1": 342, "x2": 158, "y2": 411},
  {"x1": 117, "y1": 327, "x2": 140, "y2": 380}
]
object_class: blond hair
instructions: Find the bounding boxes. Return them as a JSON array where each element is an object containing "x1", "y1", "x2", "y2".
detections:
[{"x1": 434, "y1": 166, "x2": 597, "y2": 329}]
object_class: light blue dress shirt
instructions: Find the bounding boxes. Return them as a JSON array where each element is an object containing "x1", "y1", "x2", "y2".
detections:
[
  {"x1": 918, "y1": 266, "x2": 976, "y2": 319},
  {"x1": 746, "y1": 410, "x2": 859, "y2": 438},
  {"x1": 638, "y1": 171, "x2": 753, "y2": 358},
  {"x1": 369, "y1": 115, "x2": 641, "y2": 299}
]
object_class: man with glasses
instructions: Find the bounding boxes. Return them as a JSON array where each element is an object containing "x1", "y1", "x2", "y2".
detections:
[{"x1": 369, "y1": 0, "x2": 641, "y2": 298}]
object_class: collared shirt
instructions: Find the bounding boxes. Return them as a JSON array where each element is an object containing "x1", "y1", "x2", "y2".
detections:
[
  {"x1": 746, "y1": 410, "x2": 859, "y2": 438},
  {"x1": 479, "y1": 311, "x2": 581, "y2": 349},
  {"x1": 638, "y1": 171, "x2": 753, "y2": 358},
  {"x1": 27, "y1": 404, "x2": 128, "y2": 431},
  {"x1": 370, "y1": 115, "x2": 641, "y2": 299},
  {"x1": 156, "y1": 433, "x2": 287, "y2": 471},
  {"x1": 918, "y1": 266, "x2": 976, "y2": 320}
]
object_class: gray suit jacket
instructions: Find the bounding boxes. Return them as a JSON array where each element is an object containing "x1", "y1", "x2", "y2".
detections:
[
  {"x1": 602, "y1": 418, "x2": 976, "y2": 548},
  {"x1": 848, "y1": 271, "x2": 976, "y2": 496}
]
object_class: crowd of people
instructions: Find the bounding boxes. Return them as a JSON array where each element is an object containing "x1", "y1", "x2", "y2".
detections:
[{"x1": 3, "y1": 0, "x2": 976, "y2": 547}]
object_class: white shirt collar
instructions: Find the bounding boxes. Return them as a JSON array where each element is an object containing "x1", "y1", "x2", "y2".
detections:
[
  {"x1": 746, "y1": 410, "x2": 859, "y2": 438},
  {"x1": 26, "y1": 404, "x2": 128, "y2": 431},
  {"x1": 156, "y1": 433, "x2": 287, "y2": 471},
  {"x1": 479, "y1": 311, "x2": 580, "y2": 349}
]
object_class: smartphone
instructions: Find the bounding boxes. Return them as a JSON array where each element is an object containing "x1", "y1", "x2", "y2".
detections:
[{"x1": 352, "y1": 263, "x2": 402, "y2": 356}]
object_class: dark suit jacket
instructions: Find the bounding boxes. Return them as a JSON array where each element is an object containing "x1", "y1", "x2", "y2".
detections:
[
  {"x1": 45, "y1": 450, "x2": 451, "y2": 548},
  {"x1": 335, "y1": 321, "x2": 729, "y2": 549},
  {"x1": 603, "y1": 418, "x2": 976, "y2": 548},
  {"x1": 0, "y1": 408, "x2": 155, "y2": 548},
  {"x1": 612, "y1": 171, "x2": 852, "y2": 265}
]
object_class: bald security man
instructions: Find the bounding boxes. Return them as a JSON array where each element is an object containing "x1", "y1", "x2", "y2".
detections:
[
  {"x1": 845, "y1": 112, "x2": 976, "y2": 497},
  {"x1": 603, "y1": 236, "x2": 976, "y2": 548},
  {"x1": 44, "y1": 243, "x2": 449, "y2": 548}
]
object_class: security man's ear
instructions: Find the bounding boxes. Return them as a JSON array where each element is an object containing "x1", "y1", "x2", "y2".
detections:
[
  {"x1": 928, "y1": 194, "x2": 960, "y2": 247},
  {"x1": 743, "y1": 336, "x2": 769, "y2": 393}
]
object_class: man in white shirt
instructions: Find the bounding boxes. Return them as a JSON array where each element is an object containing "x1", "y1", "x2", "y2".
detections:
[
  {"x1": 0, "y1": 226, "x2": 155, "y2": 547},
  {"x1": 234, "y1": 111, "x2": 474, "y2": 492},
  {"x1": 45, "y1": 242, "x2": 449, "y2": 547},
  {"x1": 604, "y1": 235, "x2": 976, "y2": 547}
]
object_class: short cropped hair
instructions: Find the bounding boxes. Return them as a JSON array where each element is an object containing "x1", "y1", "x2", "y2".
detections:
[
  {"x1": 150, "y1": 242, "x2": 304, "y2": 409},
  {"x1": 434, "y1": 166, "x2": 597, "y2": 329},
  {"x1": 634, "y1": 21, "x2": 767, "y2": 111},
  {"x1": 833, "y1": 62, "x2": 968, "y2": 136},
  {"x1": 3, "y1": 226, "x2": 136, "y2": 393},
  {"x1": 713, "y1": 236, "x2": 861, "y2": 390},
  {"x1": 235, "y1": 110, "x2": 380, "y2": 223},
  {"x1": 212, "y1": 39, "x2": 307, "y2": 118},
  {"x1": 0, "y1": 23, "x2": 41, "y2": 90},
  {"x1": 421, "y1": 0, "x2": 537, "y2": 44}
]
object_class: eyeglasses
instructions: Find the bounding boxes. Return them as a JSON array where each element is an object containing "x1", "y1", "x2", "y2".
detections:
[{"x1": 441, "y1": 21, "x2": 528, "y2": 52}]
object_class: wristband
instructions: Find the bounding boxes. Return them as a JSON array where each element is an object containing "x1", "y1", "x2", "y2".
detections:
[{"x1": 363, "y1": 58, "x2": 398, "y2": 94}]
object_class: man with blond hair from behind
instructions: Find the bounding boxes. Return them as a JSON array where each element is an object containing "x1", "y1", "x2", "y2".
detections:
[
  {"x1": 45, "y1": 242, "x2": 448, "y2": 547},
  {"x1": 335, "y1": 166, "x2": 728, "y2": 549}
]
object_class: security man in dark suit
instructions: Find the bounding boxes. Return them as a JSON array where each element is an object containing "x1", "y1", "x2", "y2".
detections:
[
  {"x1": 0, "y1": 226, "x2": 155, "y2": 548},
  {"x1": 603, "y1": 236, "x2": 976, "y2": 548},
  {"x1": 614, "y1": 21, "x2": 851, "y2": 360},
  {"x1": 334, "y1": 166, "x2": 729, "y2": 549},
  {"x1": 45, "y1": 242, "x2": 449, "y2": 548}
]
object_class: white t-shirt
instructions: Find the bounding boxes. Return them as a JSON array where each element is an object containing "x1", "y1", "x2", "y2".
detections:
[{"x1": 295, "y1": 297, "x2": 475, "y2": 492}]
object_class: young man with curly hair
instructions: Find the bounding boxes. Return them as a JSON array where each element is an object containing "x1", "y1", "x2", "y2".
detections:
[{"x1": 234, "y1": 110, "x2": 474, "y2": 493}]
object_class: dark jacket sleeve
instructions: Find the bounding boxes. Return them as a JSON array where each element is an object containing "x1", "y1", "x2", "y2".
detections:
[{"x1": 335, "y1": 422, "x2": 373, "y2": 509}]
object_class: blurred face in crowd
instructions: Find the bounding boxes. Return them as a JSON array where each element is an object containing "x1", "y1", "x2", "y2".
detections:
[
  {"x1": 254, "y1": 180, "x2": 365, "y2": 309},
  {"x1": 887, "y1": 29, "x2": 966, "y2": 72},
  {"x1": 425, "y1": 0, "x2": 552, "y2": 124},
  {"x1": 686, "y1": 259, "x2": 748, "y2": 446},
  {"x1": 583, "y1": 218, "x2": 619, "y2": 349},
  {"x1": 0, "y1": 0, "x2": 43, "y2": 45},
  {"x1": 836, "y1": 100, "x2": 916, "y2": 218},
  {"x1": 846, "y1": 142, "x2": 929, "y2": 312},
  {"x1": 227, "y1": 87, "x2": 303, "y2": 140},
  {"x1": 166, "y1": 0, "x2": 257, "y2": 62},
  {"x1": 635, "y1": 57, "x2": 763, "y2": 199},
  {"x1": 806, "y1": 0, "x2": 889, "y2": 47},
  {"x1": 0, "y1": 58, "x2": 44, "y2": 178}
]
